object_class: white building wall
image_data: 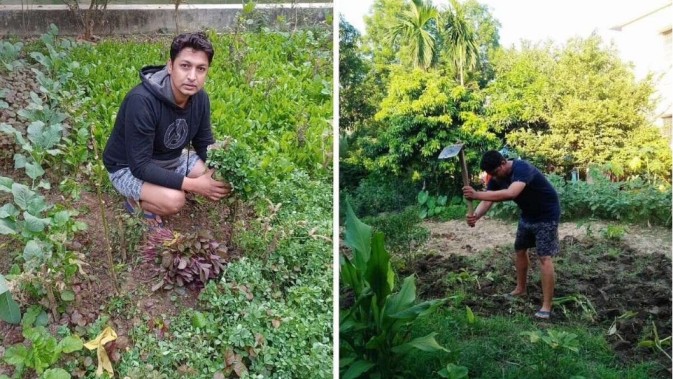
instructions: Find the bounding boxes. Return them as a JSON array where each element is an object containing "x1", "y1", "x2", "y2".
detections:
[{"x1": 605, "y1": 2, "x2": 672, "y2": 133}]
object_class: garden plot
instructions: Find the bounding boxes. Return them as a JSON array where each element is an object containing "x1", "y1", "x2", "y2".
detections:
[
  {"x1": 402, "y1": 220, "x2": 672, "y2": 375},
  {"x1": 0, "y1": 26, "x2": 333, "y2": 378},
  {"x1": 423, "y1": 218, "x2": 671, "y2": 257}
]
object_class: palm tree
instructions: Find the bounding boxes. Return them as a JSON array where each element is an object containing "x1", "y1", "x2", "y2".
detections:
[
  {"x1": 442, "y1": 0, "x2": 479, "y2": 85},
  {"x1": 387, "y1": 0, "x2": 439, "y2": 71}
]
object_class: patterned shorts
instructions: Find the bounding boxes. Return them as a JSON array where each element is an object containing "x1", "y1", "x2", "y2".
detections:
[
  {"x1": 514, "y1": 219, "x2": 559, "y2": 257},
  {"x1": 107, "y1": 154, "x2": 201, "y2": 201}
]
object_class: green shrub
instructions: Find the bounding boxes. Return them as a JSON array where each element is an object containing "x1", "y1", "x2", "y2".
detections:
[
  {"x1": 490, "y1": 171, "x2": 672, "y2": 226},
  {"x1": 363, "y1": 206, "x2": 429, "y2": 260},
  {"x1": 340, "y1": 202, "x2": 446, "y2": 379},
  {"x1": 342, "y1": 174, "x2": 418, "y2": 218}
]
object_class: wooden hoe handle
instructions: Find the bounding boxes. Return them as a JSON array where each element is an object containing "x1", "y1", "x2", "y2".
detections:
[{"x1": 458, "y1": 149, "x2": 474, "y2": 217}]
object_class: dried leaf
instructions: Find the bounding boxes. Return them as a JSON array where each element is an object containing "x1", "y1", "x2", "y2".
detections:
[
  {"x1": 161, "y1": 253, "x2": 172, "y2": 268},
  {"x1": 151, "y1": 280, "x2": 164, "y2": 292},
  {"x1": 255, "y1": 333, "x2": 265, "y2": 347},
  {"x1": 246, "y1": 346, "x2": 257, "y2": 358},
  {"x1": 224, "y1": 349, "x2": 248, "y2": 377},
  {"x1": 178, "y1": 258, "x2": 188, "y2": 270},
  {"x1": 272, "y1": 319, "x2": 281, "y2": 329}
]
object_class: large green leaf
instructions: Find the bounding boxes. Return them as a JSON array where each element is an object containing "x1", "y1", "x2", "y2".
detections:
[
  {"x1": 0, "y1": 203, "x2": 18, "y2": 218},
  {"x1": 0, "y1": 292, "x2": 21, "y2": 324},
  {"x1": 388, "y1": 299, "x2": 444, "y2": 320},
  {"x1": 12, "y1": 182, "x2": 33, "y2": 210},
  {"x1": 23, "y1": 239, "x2": 49, "y2": 264},
  {"x1": 384, "y1": 275, "x2": 417, "y2": 317},
  {"x1": 0, "y1": 274, "x2": 8, "y2": 294},
  {"x1": 23, "y1": 212, "x2": 50, "y2": 233},
  {"x1": 0, "y1": 218, "x2": 16, "y2": 235},
  {"x1": 340, "y1": 254, "x2": 362, "y2": 295},
  {"x1": 57, "y1": 335, "x2": 83, "y2": 353},
  {"x1": 24, "y1": 162, "x2": 45, "y2": 181},
  {"x1": 364, "y1": 232, "x2": 393, "y2": 304},
  {"x1": 344, "y1": 202, "x2": 371, "y2": 272},
  {"x1": 342, "y1": 359, "x2": 375, "y2": 379},
  {"x1": 0, "y1": 175, "x2": 13, "y2": 192},
  {"x1": 3, "y1": 344, "x2": 28, "y2": 366},
  {"x1": 390, "y1": 332, "x2": 448, "y2": 354},
  {"x1": 42, "y1": 368, "x2": 71, "y2": 379}
]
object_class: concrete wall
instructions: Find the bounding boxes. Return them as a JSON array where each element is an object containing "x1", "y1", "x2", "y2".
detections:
[{"x1": 0, "y1": 3, "x2": 333, "y2": 37}]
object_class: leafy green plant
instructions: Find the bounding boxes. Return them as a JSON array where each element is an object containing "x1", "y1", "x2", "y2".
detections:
[
  {"x1": 362, "y1": 206, "x2": 429, "y2": 263},
  {"x1": 207, "y1": 138, "x2": 263, "y2": 201},
  {"x1": 520, "y1": 329, "x2": 581, "y2": 375},
  {"x1": 3, "y1": 309, "x2": 83, "y2": 375},
  {"x1": 553, "y1": 294, "x2": 597, "y2": 322},
  {"x1": 446, "y1": 268, "x2": 482, "y2": 290},
  {"x1": 340, "y1": 202, "x2": 447, "y2": 379},
  {"x1": 417, "y1": 190, "x2": 448, "y2": 219},
  {"x1": 142, "y1": 228, "x2": 228, "y2": 291},
  {"x1": 601, "y1": 224, "x2": 626, "y2": 240},
  {"x1": 342, "y1": 174, "x2": 418, "y2": 218},
  {"x1": 438, "y1": 363, "x2": 469, "y2": 379},
  {"x1": 0, "y1": 118, "x2": 64, "y2": 188},
  {"x1": 0, "y1": 273, "x2": 21, "y2": 324},
  {"x1": 638, "y1": 321, "x2": 672, "y2": 360},
  {"x1": 520, "y1": 329, "x2": 580, "y2": 353},
  {"x1": 0, "y1": 40, "x2": 24, "y2": 71},
  {"x1": 0, "y1": 176, "x2": 88, "y2": 318}
]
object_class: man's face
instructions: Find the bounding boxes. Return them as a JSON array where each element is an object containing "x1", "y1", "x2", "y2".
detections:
[
  {"x1": 487, "y1": 161, "x2": 507, "y2": 179},
  {"x1": 167, "y1": 47, "x2": 210, "y2": 103}
]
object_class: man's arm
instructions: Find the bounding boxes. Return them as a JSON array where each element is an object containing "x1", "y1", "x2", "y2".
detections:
[
  {"x1": 467, "y1": 200, "x2": 493, "y2": 226},
  {"x1": 463, "y1": 181, "x2": 526, "y2": 202}
]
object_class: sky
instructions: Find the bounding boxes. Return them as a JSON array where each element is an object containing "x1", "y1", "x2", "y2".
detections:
[{"x1": 339, "y1": 0, "x2": 671, "y2": 47}]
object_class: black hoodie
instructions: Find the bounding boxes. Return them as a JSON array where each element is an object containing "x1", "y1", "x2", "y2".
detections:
[{"x1": 103, "y1": 65, "x2": 214, "y2": 190}]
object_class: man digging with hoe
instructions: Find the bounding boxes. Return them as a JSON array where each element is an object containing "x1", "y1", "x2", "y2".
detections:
[{"x1": 462, "y1": 150, "x2": 561, "y2": 319}]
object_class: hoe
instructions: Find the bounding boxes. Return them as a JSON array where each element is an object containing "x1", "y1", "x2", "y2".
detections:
[{"x1": 438, "y1": 143, "x2": 474, "y2": 221}]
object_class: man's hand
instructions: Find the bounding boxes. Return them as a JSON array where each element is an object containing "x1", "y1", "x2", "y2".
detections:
[
  {"x1": 462, "y1": 185, "x2": 479, "y2": 200},
  {"x1": 466, "y1": 214, "x2": 478, "y2": 227},
  {"x1": 184, "y1": 168, "x2": 232, "y2": 201}
]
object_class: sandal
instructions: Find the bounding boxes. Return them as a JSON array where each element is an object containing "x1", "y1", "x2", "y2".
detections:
[
  {"x1": 123, "y1": 198, "x2": 164, "y2": 228},
  {"x1": 534, "y1": 310, "x2": 551, "y2": 319}
]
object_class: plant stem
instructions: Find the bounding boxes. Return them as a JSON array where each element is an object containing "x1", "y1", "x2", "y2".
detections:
[
  {"x1": 88, "y1": 122, "x2": 119, "y2": 293},
  {"x1": 42, "y1": 266, "x2": 59, "y2": 321}
]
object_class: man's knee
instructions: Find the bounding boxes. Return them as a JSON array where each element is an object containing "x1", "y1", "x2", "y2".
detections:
[
  {"x1": 161, "y1": 190, "x2": 186, "y2": 214},
  {"x1": 538, "y1": 256, "x2": 554, "y2": 267},
  {"x1": 143, "y1": 189, "x2": 186, "y2": 215}
]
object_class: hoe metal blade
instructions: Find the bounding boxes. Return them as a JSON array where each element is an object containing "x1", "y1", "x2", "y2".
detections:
[{"x1": 438, "y1": 143, "x2": 464, "y2": 159}]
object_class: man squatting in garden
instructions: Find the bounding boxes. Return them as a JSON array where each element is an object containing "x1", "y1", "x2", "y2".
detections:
[
  {"x1": 103, "y1": 32, "x2": 231, "y2": 227},
  {"x1": 462, "y1": 151, "x2": 560, "y2": 319}
]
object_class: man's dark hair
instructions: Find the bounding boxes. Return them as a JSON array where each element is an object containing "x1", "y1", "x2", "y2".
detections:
[
  {"x1": 480, "y1": 150, "x2": 506, "y2": 172},
  {"x1": 170, "y1": 31, "x2": 214, "y2": 64}
]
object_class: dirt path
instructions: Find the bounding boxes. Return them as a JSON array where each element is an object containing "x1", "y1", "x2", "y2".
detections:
[{"x1": 423, "y1": 217, "x2": 672, "y2": 256}]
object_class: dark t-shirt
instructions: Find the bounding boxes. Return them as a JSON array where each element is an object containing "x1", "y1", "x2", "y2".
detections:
[{"x1": 486, "y1": 160, "x2": 560, "y2": 222}]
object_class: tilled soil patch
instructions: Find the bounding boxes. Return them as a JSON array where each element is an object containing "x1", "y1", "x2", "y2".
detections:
[{"x1": 401, "y1": 235, "x2": 672, "y2": 376}]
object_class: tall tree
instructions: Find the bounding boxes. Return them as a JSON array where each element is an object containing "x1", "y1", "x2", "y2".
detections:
[
  {"x1": 339, "y1": 16, "x2": 376, "y2": 133},
  {"x1": 387, "y1": 0, "x2": 439, "y2": 70},
  {"x1": 440, "y1": 0, "x2": 479, "y2": 85},
  {"x1": 486, "y1": 35, "x2": 670, "y2": 181}
]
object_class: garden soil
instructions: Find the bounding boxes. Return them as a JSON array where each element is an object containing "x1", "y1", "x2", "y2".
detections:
[
  {"x1": 403, "y1": 217, "x2": 672, "y2": 376},
  {"x1": 0, "y1": 186, "x2": 241, "y2": 377},
  {"x1": 423, "y1": 217, "x2": 671, "y2": 257}
]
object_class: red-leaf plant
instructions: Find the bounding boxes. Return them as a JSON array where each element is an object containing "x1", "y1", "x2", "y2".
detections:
[{"x1": 143, "y1": 228, "x2": 229, "y2": 291}]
